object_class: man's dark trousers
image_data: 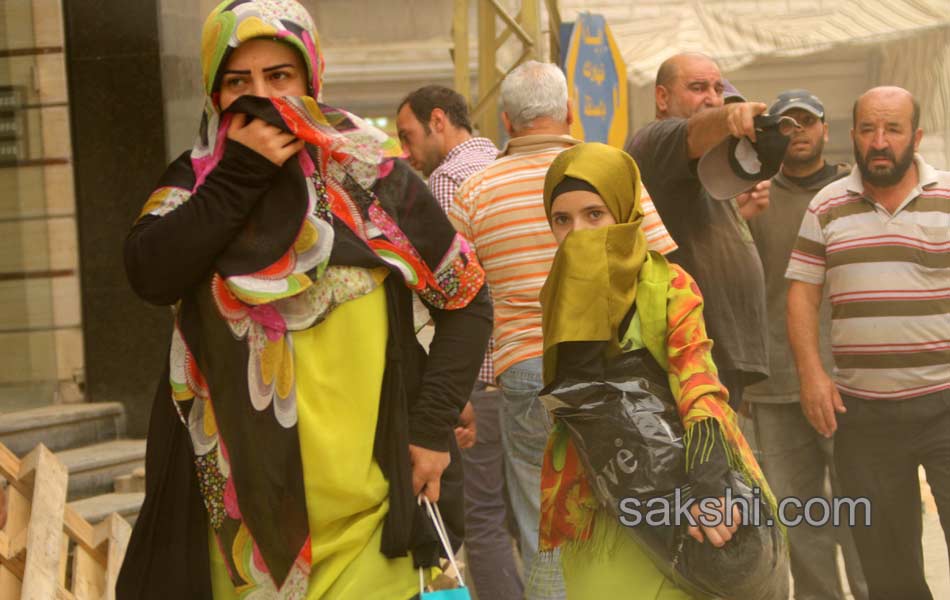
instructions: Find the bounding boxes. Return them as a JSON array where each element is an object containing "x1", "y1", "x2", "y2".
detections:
[{"x1": 834, "y1": 390, "x2": 950, "y2": 600}]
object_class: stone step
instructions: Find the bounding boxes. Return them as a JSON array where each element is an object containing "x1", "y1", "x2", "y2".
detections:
[
  {"x1": 113, "y1": 466, "x2": 146, "y2": 494},
  {"x1": 0, "y1": 402, "x2": 125, "y2": 455},
  {"x1": 69, "y1": 492, "x2": 145, "y2": 527},
  {"x1": 58, "y1": 439, "x2": 146, "y2": 501}
]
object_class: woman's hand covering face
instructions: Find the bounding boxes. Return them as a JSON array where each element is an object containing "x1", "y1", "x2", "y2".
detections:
[
  {"x1": 218, "y1": 39, "x2": 309, "y2": 165},
  {"x1": 227, "y1": 113, "x2": 305, "y2": 166}
]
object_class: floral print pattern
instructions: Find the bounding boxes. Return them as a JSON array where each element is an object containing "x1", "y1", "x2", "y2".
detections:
[{"x1": 153, "y1": 2, "x2": 488, "y2": 596}]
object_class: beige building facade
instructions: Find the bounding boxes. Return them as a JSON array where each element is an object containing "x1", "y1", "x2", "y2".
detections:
[{"x1": 1, "y1": 0, "x2": 82, "y2": 411}]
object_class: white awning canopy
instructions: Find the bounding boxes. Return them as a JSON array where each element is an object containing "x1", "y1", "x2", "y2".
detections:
[
  {"x1": 612, "y1": 0, "x2": 950, "y2": 84},
  {"x1": 607, "y1": 0, "x2": 950, "y2": 130}
]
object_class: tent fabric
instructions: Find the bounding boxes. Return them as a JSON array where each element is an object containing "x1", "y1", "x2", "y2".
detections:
[{"x1": 606, "y1": 0, "x2": 950, "y2": 129}]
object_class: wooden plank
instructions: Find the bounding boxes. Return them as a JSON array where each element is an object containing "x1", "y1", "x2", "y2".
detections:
[
  {"x1": 520, "y1": 0, "x2": 541, "y2": 60},
  {"x1": 19, "y1": 444, "x2": 68, "y2": 600},
  {"x1": 0, "y1": 564, "x2": 22, "y2": 599},
  {"x1": 545, "y1": 0, "x2": 562, "y2": 62},
  {"x1": 94, "y1": 514, "x2": 130, "y2": 600},
  {"x1": 0, "y1": 444, "x2": 21, "y2": 482},
  {"x1": 6, "y1": 476, "x2": 32, "y2": 557},
  {"x1": 0, "y1": 546, "x2": 25, "y2": 579},
  {"x1": 0, "y1": 451, "x2": 29, "y2": 583},
  {"x1": 488, "y1": 0, "x2": 533, "y2": 46},
  {"x1": 63, "y1": 506, "x2": 106, "y2": 565},
  {"x1": 71, "y1": 546, "x2": 104, "y2": 600},
  {"x1": 1, "y1": 441, "x2": 106, "y2": 565},
  {"x1": 56, "y1": 587, "x2": 76, "y2": 600},
  {"x1": 58, "y1": 532, "x2": 69, "y2": 587}
]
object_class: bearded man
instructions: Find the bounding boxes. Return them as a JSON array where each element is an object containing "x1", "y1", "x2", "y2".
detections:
[{"x1": 786, "y1": 86, "x2": 950, "y2": 600}]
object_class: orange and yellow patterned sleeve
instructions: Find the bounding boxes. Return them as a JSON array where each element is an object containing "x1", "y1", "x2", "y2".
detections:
[
  {"x1": 663, "y1": 263, "x2": 731, "y2": 427},
  {"x1": 664, "y1": 263, "x2": 774, "y2": 502}
]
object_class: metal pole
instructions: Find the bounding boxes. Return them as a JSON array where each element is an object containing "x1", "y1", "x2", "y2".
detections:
[
  {"x1": 519, "y1": 0, "x2": 541, "y2": 60},
  {"x1": 545, "y1": 0, "x2": 562, "y2": 63},
  {"x1": 477, "y1": 0, "x2": 498, "y2": 141},
  {"x1": 453, "y1": 0, "x2": 470, "y2": 101}
]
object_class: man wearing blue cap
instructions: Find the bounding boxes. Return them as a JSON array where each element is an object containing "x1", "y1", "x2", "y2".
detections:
[{"x1": 745, "y1": 89, "x2": 867, "y2": 600}]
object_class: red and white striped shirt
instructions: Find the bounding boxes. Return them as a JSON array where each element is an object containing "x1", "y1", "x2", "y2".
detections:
[{"x1": 427, "y1": 136, "x2": 499, "y2": 383}]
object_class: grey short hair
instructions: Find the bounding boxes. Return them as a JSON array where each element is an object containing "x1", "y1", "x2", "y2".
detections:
[{"x1": 500, "y1": 61, "x2": 568, "y2": 131}]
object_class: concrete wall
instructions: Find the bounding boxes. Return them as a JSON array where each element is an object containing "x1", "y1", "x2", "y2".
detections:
[
  {"x1": 65, "y1": 0, "x2": 172, "y2": 435},
  {"x1": 0, "y1": 0, "x2": 82, "y2": 409}
]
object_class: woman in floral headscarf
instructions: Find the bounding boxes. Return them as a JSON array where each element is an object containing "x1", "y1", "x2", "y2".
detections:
[
  {"x1": 117, "y1": 1, "x2": 491, "y2": 598},
  {"x1": 536, "y1": 143, "x2": 778, "y2": 598}
]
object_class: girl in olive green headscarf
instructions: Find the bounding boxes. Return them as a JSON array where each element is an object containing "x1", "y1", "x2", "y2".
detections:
[{"x1": 536, "y1": 143, "x2": 775, "y2": 598}]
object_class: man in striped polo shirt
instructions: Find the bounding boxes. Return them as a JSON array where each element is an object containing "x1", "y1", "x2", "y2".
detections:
[
  {"x1": 451, "y1": 61, "x2": 677, "y2": 599},
  {"x1": 786, "y1": 86, "x2": 950, "y2": 599}
]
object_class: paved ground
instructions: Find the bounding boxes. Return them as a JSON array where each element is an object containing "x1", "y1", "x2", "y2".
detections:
[{"x1": 919, "y1": 508, "x2": 948, "y2": 599}]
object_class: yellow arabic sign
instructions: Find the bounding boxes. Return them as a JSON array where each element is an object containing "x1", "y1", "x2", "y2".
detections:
[{"x1": 563, "y1": 14, "x2": 628, "y2": 148}]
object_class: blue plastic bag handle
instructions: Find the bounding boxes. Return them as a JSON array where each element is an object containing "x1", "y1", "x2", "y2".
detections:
[{"x1": 418, "y1": 496, "x2": 471, "y2": 599}]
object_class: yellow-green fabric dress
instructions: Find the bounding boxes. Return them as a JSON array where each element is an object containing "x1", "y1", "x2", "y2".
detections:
[
  {"x1": 560, "y1": 511, "x2": 694, "y2": 599},
  {"x1": 209, "y1": 282, "x2": 419, "y2": 599}
]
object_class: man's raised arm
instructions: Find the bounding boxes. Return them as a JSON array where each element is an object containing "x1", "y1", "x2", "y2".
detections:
[{"x1": 686, "y1": 102, "x2": 768, "y2": 159}]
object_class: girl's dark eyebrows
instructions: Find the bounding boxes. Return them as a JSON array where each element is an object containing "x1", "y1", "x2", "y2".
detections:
[
  {"x1": 262, "y1": 63, "x2": 295, "y2": 72},
  {"x1": 221, "y1": 69, "x2": 251, "y2": 75}
]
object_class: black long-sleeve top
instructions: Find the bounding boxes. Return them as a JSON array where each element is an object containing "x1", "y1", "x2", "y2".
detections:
[{"x1": 124, "y1": 139, "x2": 492, "y2": 452}]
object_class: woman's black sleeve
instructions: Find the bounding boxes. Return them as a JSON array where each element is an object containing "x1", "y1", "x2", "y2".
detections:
[
  {"x1": 365, "y1": 160, "x2": 492, "y2": 451},
  {"x1": 124, "y1": 140, "x2": 280, "y2": 305},
  {"x1": 408, "y1": 281, "x2": 492, "y2": 452}
]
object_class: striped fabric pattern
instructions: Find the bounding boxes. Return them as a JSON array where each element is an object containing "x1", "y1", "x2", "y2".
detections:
[
  {"x1": 426, "y1": 136, "x2": 499, "y2": 383},
  {"x1": 786, "y1": 155, "x2": 950, "y2": 400},
  {"x1": 451, "y1": 135, "x2": 677, "y2": 377}
]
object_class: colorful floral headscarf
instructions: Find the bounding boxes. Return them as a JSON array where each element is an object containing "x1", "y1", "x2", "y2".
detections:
[{"x1": 136, "y1": 1, "x2": 485, "y2": 596}]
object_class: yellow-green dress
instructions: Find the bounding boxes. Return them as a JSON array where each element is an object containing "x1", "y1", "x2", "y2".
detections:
[{"x1": 209, "y1": 281, "x2": 419, "y2": 599}]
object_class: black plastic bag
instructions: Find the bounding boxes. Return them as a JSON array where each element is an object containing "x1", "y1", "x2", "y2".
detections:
[{"x1": 542, "y1": 350, "x2": 788, "y2": 600}]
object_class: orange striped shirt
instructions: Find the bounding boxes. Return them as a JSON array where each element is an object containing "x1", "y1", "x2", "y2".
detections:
[{"x1": 450, "y1": 134, "x2": 677, "y2": 377}]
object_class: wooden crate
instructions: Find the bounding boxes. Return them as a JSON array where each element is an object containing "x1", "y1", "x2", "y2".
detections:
[{"x1": 0, "y1": 442, "x2": 130, "y2": 599}]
